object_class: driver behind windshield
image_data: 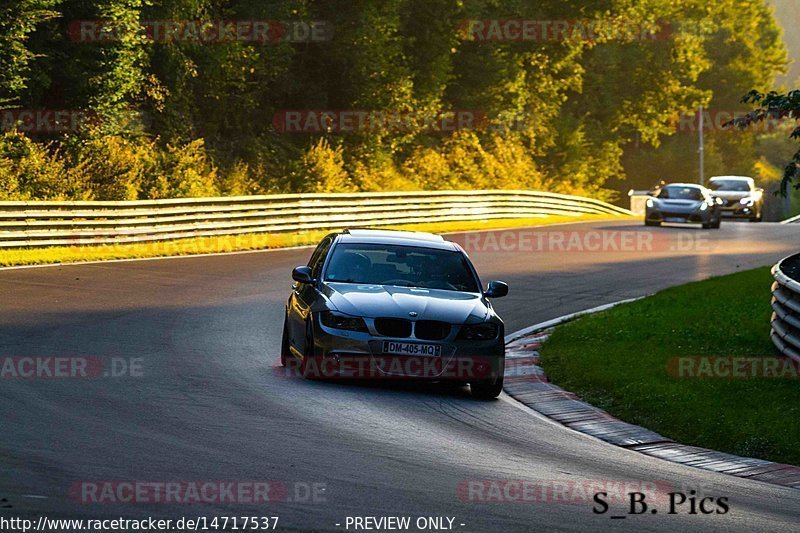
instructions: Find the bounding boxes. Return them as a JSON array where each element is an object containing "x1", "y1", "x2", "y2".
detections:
[{"x1": 324, "y1": 244, "x2": 479, "y2": 292}]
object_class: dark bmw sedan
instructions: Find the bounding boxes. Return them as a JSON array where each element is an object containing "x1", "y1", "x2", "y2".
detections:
[{"x1": 281, "y1": 229, "x2": 509, "y2": 399}]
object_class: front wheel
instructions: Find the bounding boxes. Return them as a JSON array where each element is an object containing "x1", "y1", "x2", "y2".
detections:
[
  {"x1": 471, "y1": 375, "x2": 504, "y2": 400},
  {"x1": 702, "y1": 215, "x2": 720, "y2": 229},
  {"x1": 645, "y1": 220, "x2": 661, "y2": 227},
  {"x1": 300, "y1": 320, "x2": 320, "y2": 379},
  {"x1": 280, "y1": 319, "x2": 290, "y2": 367}
]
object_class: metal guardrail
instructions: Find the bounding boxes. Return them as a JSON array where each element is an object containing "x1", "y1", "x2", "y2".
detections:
[
  {"x1": 770, "y1": 253, "x2": 800, "y2": 364},
  {"x1": 0, "y1": 190, "x2": 632, "y2": 248}
]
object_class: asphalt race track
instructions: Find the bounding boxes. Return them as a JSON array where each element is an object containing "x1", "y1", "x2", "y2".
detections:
[{"x1": 1, "y1": 220, "x2": 799, "y2": 532}]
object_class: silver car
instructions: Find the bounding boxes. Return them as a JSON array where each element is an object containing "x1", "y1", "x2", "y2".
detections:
[
  {"x1": 708, "y1": 176, "x2": 764, "y2": 221},
  {"x1": 281, "y1": 229, "x2": 509, "y2": 399},
  {"x1": 645, "y1": 183, "x2": 722, "y2": 229}
]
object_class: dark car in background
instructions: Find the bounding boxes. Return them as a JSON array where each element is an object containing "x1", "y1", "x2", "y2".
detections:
[
  {"x1": 645, "y1": 183, "x2": 722, "y2": 229},
  {"x1": 281, "y1": 229, "x2": 509, "y2": 399},
  {"x1": 708, "y1": 176, "x2": 764, "y2": 221}
]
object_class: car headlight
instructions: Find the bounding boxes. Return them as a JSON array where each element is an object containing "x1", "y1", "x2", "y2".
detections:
[
  {"x1": 320, "y1": 311, "x2": 369, "y2": 332},
  {"x1": 646, "y1": 198, "x2": 655, "y2": 208},
  {"x1": 699, "y1": 202, "x2": 708, "y2": 211},
  {"x1": 740, "y1": 197, "x2": 754, "y2": 206},
  {"x1": 457, "y1": 323, "x2": 499, "y2": 340}
]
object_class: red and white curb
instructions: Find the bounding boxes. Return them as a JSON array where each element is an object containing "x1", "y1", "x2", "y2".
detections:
[{"x1": 502, "y1": 302, "x2": 800, "y2": 491}]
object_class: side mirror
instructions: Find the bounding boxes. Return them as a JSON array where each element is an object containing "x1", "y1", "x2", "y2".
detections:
[
  {"x1": 292, "y1": 266, "x2": 314, "y2": 284},
  {"x1": 484, "y1": 280, "x2": 508, "y2": 298}
]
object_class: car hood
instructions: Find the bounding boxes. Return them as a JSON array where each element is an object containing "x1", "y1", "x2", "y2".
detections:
[
  {"x1": 711, "y1": 190, "x2": 750, "y2": 199},
  {"x1": 322, "y1": 282, "x2": 490, "y2": 324},
  {"x1": 654, "y1": 199, "x2": 703, "y2": 211}
]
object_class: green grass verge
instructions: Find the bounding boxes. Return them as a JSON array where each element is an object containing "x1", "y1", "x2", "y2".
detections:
[
  {"x1": 540, "y1": 267, "x2": 800, "y2": 466},
  {"x1": 0, "y1": 214, "x2": 626, "y2": 267}
]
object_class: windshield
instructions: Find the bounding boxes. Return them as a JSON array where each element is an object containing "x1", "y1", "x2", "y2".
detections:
[
  {"x1": 658, "y1": 187, "x2": 704, "y2": 201},
  {"x1": 324, "y1": 243, "x2": 480, "y2": 292},
  {"x1": 709, "y1": 179, "x2": 751, "y2": 192}
]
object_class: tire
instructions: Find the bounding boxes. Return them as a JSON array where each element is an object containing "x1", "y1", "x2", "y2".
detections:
[
  {"x1": 471, "y1": 375, "x2": 504, "y2": 400},
  {"x1": 280, "y1": 319, "x2": 291, "y2": 367},
  {"x1": 711, "y1": 215, "x2": 721, "y2": 229},
  {"x1": 645, "y1": 220, "x2": 661, "y2": 227},
  {"x1": 702, "y1": 214, "x2": 718, "y2": 229}
]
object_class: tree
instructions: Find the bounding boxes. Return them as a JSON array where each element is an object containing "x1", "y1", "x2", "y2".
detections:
[
  {"x1": 0, "y1": 0, "x2": 791, "y2": 201},
  {"x1": 620, "y1": 0, "x2": 786, "y2": 191},
  {"x1": 0, "y1": 0, "x2": 60, "y2": 106},
  {"x1": 729, "y1": 90, "x2": 800, "y2": 195}
]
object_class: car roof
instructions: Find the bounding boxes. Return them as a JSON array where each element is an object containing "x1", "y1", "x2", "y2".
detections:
[
  {"x1": 336, "y1": 228, "x2": 456, "y2": 250},
  {"x1": 663, "y1": 183, "x2": 706, "y2": 189},
  {"x1": 709, "y1": 176, "x2": 753, "y2": 182}
]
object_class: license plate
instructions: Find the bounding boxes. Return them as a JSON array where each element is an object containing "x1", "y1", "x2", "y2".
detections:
[
  {"x1": 382, "y1": 341, "x2": 441, "y2": 357},
  {"x1": 664, "y1": 217, "x2": 685, "y2": 223}
]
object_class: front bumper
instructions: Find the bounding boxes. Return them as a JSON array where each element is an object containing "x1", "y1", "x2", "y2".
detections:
[
  {"x1": 717, "y1": 196, "x2": 759, "y2": 218},
  {"x1": 306, "y1": 317, "x2": 505, "y2": 382},
  {"x1": 720, "y1": 206, "x2": 755, "y2": 218},
  {"x1": 645, "y1": 208, "x2": 712, "y2": 224}
]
